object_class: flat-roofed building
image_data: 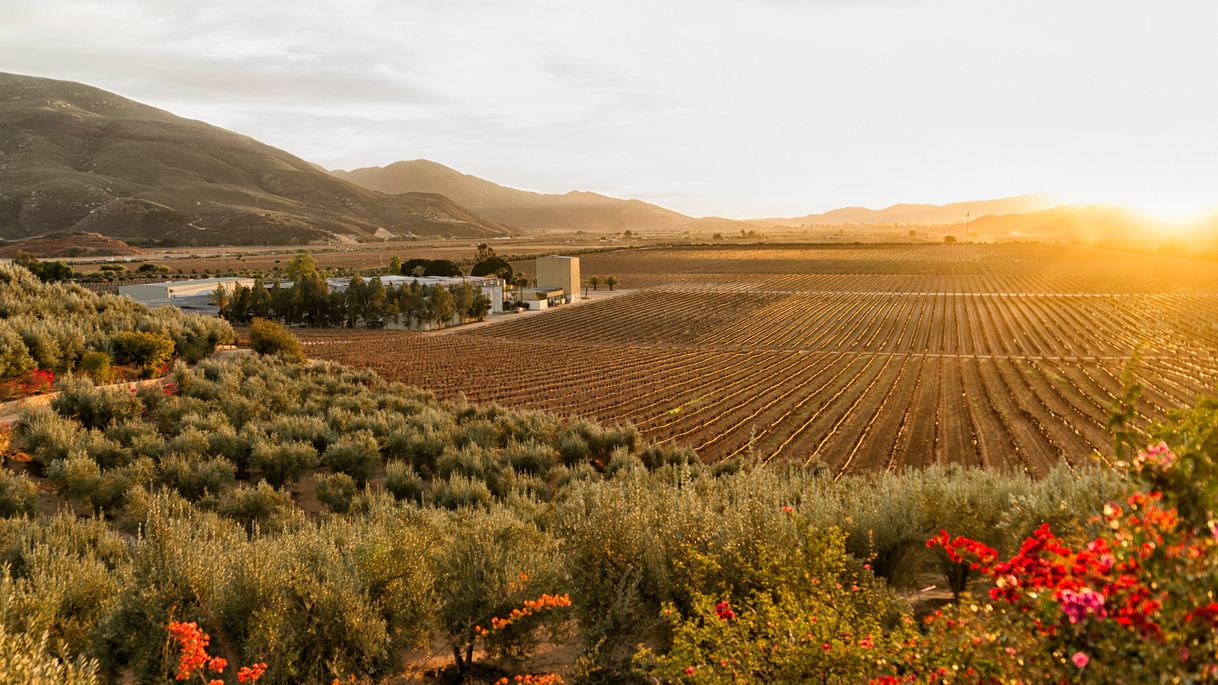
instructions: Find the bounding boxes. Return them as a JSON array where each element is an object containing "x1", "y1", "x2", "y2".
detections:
[
  {"x1": 536, "y1": 256, "x2": 580, "y2": 303},
  {"x1": 119, "y1": 277, "x2": 255, "y2": 314}
]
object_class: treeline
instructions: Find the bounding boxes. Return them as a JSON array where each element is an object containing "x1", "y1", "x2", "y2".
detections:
[
  {"x1": 216, "y1": 254, "x2": 491, "y2": 329},
  {"x1": 0, "y1": 352, "x2": 1139, "y2": 683},
  {"x1": 0, "y1": 264, "x2": 233, "y2": 382}
]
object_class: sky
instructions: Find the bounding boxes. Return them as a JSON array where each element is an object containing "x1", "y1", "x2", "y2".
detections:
[{"x1": 2, "y1": 0, "x2": 1217, "y2": 220}]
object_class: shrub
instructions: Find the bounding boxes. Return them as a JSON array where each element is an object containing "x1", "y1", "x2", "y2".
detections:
[
  {"x1": 0, "y1": 468, "x2": 39, "y2": 517},
  {"x1": 322, "y1": 431, "x2": 380, "y2": 486},
  {"x1": 436, "y1": 444, "x2": 511, "y2": 497},
  {"x1": 639, "y1": 444, "x2": 699, "y2": 470},
  {"x1": 0, "y1": 623, "x2": 100, "y2": 685},
  {"x1": 249, "y1": 440, "x2": 319, "y2": 488},
  {"x1": 218, "y1": 481, "x2": 296, "y2": 532},
  {"x1": 0, "y1": 328, "x2": 37, "y2": 381},
  {"x1": 51, "y1": 378, "x2": 143, "y2": 431},
  {"x1": 430, "y1": 475, "x2": 493, "y2": 510},
  {"x1": 384, "y1": 462, "x2": 426, "y2": 503},
  {"x1": 0, "y1": 368, "x2": 55, "y2": 400},
  {"x1": 110, "y1": 331, "x2": 175, "y2": 377},
  {"x1": 157, "y1": 455, "x2": 236, "y2": 500},
  {"x1": 316, "y1": 473, "x2": 358, "y2": 514},
  {"x1": 248, "y1": 318, "x2": 305, "y2": 363},
  {"x1": 47, "y1": 455, "x2": 103, "y2": 505},
  {"x1": 431, "y1": 509, "x2": 568, "y2": 677},
  {"x1": 505, "y1": 440, "x2": 560, "y2": 476},
  {"x1": 385, "y1": 429, "x2": 449, "y2": 475},
  {"x1": 77, "y1": 351, "x2": 114, "y2": 384}
]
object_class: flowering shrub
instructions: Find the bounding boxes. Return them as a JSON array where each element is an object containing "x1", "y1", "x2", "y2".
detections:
[
  {"x1": 901, "y1": 441, "x2": 1218, "y2": 682},
  {"x1": 167, "y1": 620, "x2": 267, "y2": 684},
  {"x1": 0, "y1": 369, "x2": 54, "y2": 400},
  {"x1": 640, "y1": 519, "x2": 916, "y2": 684}
]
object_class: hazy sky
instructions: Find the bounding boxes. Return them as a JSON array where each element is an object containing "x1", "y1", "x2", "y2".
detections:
[{"x1": 3, "y1": 0, "x2": 1217, "y2": 219}]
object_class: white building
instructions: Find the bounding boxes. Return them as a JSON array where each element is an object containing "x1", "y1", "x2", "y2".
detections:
[
  {"x1": 118, "y1": 274, "x2": 505, "y2": 317},
  {"x1": 118, "y1": 277, "x2": 255, "y2": 314},
  {"x1": 324, "y1": 275, "x2": 505, "y2": 314}
]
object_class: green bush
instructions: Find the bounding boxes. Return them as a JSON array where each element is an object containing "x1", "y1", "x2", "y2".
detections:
[
  {"x1": 249, "y1": 440, "x2": 319, "y2": 488},
  {"x1": 0, "y1": 468, "x2": 38, "y2": 517},
  {"x1": 47, "y1": 455, "x2": 102, "y2": 505},
  {"x1": 321, "y1": 431, "x2": 380, "y2": 486},
  {"x1": 384, "y1": 462, "x2": 426, "y2": 503},
  {"x1": 431, "y1": 508, "x2": 567, "y2": 677},
  {"x1": 110, "y1": 331, "x2": 175, "y2": 377},
  {"x1": 158, "y1": 455, "x2": 236, "y2": 500},
  {"x1": 51, "y1": 378, "x2": 143, "y2": 431},
  {"x1": 315, "y1": 473, "x2": 358, "y2": 514},
  {"x1": 0, "y1": 622, "x2": 99, "y2": 685},
  {"x1": 505, "y1": 440, "x2": 560, "y2": 476},
  {"x1": 248, "y1": 318, "x2": 305, "y2": 363},
  {"x1": 77, "y1": 351, "x2": 114, "y2": 385},
  {"x1": 217, "y1": 481, "x2": 296, "y2": 532},
  {"x1": 430, "y1": 474, "x2": 493, "y2": 510}
]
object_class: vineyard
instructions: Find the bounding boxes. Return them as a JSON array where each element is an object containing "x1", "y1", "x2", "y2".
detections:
[{"x1": 302, "y1": 244, "x2": 1218, "y2": 476}]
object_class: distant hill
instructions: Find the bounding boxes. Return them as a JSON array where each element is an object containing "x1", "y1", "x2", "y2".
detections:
[
  {"x1": 966, "y1": 205, "x2": 1169, "y2": 241},
  {"x1": 764, "y1": 195, "x2": 1056, "y2": 226},
  {"x1": 0, "y1": 231, "x2": 142, "y2": 258},
  {"x1": 332, "y1": 159, "x2": 752, "y2": 234},
  {"x1": 0, "y1": 73, "x2": 508, "y2": 246}
]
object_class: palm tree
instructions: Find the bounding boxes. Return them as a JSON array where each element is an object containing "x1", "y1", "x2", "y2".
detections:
[
  {"x1": 210, "y1": 284, "x2": 231, "y2": 319},
  {"x1": 604, "y1": 275, "x2": 619, "y2": 291},
  {"x1": 588, "y1": 276, "x2": 601, "y2": 292}
]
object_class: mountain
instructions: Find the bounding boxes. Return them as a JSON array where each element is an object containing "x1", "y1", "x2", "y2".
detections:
[
  {"x1": 965, "y1": 205, "x2": 1168, "y2": 241},
  {"x1": 0, "y1": 73, "x2": 508, "y2": 246},
  {"x1": 763, "y1": 194, "x2": 1057, "y2": 226},
  {"x1": 0, "y1": 231, "x2": 143, "y2": 258},
  {"x1": 332, "y1": 159, "x2": 751, "y2": 234}
]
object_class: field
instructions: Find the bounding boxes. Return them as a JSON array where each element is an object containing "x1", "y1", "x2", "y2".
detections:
[{"x1": 301, "y1": 244, "x2": 1218, "y2": 476}]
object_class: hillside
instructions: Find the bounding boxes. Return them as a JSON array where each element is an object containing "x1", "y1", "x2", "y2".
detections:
[
  {"x1": 332, "y1": 159, "x2": 752, "y2": 233},
  {"x1": 0, "y1": 231, "x2": 142, "y2": 257},
  {"x1": 764, "y1": 194, "x2": 1056, "y2": 226},
  {"x1": 0, "y1": 73, "x2": 509, "y2": 246}
]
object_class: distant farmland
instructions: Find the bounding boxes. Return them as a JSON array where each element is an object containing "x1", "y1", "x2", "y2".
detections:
[{"x1": 301, "y1": 244, "x2": 1218, "y2": 476}]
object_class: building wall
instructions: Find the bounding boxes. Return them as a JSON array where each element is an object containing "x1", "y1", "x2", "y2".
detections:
[
  {"x1": 536, "y1": 256, "x2": 580, "y2": 303},
  {"x1": 118, "y1": 283, "x2": 171, "y2": 302}
]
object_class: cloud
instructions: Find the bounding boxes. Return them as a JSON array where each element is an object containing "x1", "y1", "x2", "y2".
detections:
[{"x1": 2, "y1": 0, "x2": 1217, "y2": 217}]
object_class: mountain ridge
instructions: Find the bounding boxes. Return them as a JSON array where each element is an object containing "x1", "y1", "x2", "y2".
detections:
[
  {"x1": 331, "y1": 159, "x2": 753, "y2": 234},
  {"x1": 0, "y1": 72, "x2": 509, "y2": 246}
]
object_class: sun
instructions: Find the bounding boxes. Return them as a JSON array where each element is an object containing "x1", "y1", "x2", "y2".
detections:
[{"x1": 1126, "y1": 198, "x2": 1217, "y2": 226}]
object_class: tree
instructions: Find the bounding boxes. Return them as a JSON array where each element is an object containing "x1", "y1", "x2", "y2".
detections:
[
  {"x1": 230, "y1": 284, "x2": 252, "y2": 323},
  {"x1": 431, "y1": 286, "x2": 456, "y2": 327},
  {"x1": 14, "y1": 253, "x2": 73, "y2": 282},
  {"x1": 286, "y1": 253, "x2": 320, "y2": 281},
  {"x1": 944, "y1": 235, "x2": 958, "y2": 244},
  {"x1": 210, "y1": 285, "x2": 232, "y2": 319},
  {"x1": 249, "y1": 279, "x2": 272, "y2": 319},
  {"x1": 604, "y1": 275, "x2": 619, "y2": 291},
  {"x1": 388, "y1": 256, "x2": 403, "y2": 275},
  {"x1": 469, "y1": 291, "x2": 492, "y2": 321},
  {"x1": 294, "y1": 271, "x2": 330, "y2": 326},
  {"x1": 471, "y1": 256, "x2": 513, "y2": 281},
  {"x1": 452, "y1": 283, "x2": 475, "y2": 323},
  {"x1": 365, "y1": 277, "x2": 388, "y2": 329},
  {"x1": 345, "y1": 275, "x2": 367, "y2": 328},
  {"x1": 587, "y1": 276, "x2": 601, "y2": 292}
]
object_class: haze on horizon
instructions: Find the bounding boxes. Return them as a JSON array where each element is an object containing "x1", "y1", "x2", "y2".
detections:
[{"x1": 3, "y1": 0, "x2": 1217, "y2": 221}]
